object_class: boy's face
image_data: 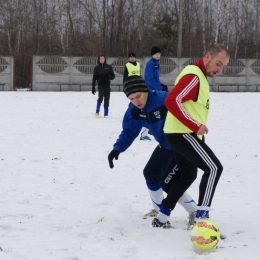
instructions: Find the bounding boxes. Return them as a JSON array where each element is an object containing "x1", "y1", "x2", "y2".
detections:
[
  {"x1": 99, "y1": 56, "x2": 105, "y2": 64},
  {"x1": 129, "y1": 56, "x2": 136, "y2": 62},
  {"x1": 152, "y1": 53, "x2": 161, "y2": 60},
  {"x1": 128, "y1": 92, "x2": 148, "y2": 109}
]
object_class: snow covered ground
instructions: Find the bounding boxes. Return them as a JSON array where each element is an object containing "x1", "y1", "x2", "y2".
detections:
[{"x1": 0, "y1": 91, "x2": 259, "y2": 260}]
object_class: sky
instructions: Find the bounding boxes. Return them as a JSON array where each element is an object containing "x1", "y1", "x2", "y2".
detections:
[{"x1": 0, "y1": 91, "x2": 259, "y2": 260}]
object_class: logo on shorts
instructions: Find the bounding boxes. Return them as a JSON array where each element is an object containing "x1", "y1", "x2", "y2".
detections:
[{"x1": 164, "y1": 165, "x2": 178, "y2": 184}]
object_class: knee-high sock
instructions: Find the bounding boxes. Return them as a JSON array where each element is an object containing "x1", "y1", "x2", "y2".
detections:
[
  {"x1": 178, "y1": 192, "x2": 197, "y2": 213},
  {"x1": 146, "y1": 181, "x2": 164, "y2": 212}
]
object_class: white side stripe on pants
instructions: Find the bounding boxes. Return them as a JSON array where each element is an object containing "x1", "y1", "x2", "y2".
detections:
[{"x1": 183, "y1": 134, "x2": 217, "y2": 206}]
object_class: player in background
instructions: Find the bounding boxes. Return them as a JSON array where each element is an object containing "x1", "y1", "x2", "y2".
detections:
[
  {"x1": 141, "y1": 46, "x2": 168, "y2": 140},
  {"x1": 144, "y1": 46, "x2": 168, "y2": 92},
  {"x1": 123, "y1": 52, "x2": 150, "y2": 140},
  {"x1": 92, "y1": 55, "x2": 115, "y2": 117},
  {"x1": 123, "y1": 52, "x2": 141, "y2": 83}
]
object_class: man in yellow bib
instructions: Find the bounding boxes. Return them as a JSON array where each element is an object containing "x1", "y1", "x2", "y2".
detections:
[
  {"x1": 123, "y1": 52, "x2": 141, "y2": 83},
  {"x1": 151, "y1": 44, "x2": 230, "y2": 228},
  {"x1": 123, "y1": 52, "x2": 151, "y2": 141}
]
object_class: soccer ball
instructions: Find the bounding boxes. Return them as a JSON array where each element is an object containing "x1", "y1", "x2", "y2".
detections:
[{"x1": 190, "y1": 220, "x2": 220, "y2": 251}]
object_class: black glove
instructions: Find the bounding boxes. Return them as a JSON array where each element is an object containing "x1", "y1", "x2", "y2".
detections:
[
  {"x1": 92, "y1": 86, "x2": 96, "y2": 95},
  {"x1": 108, "y1": 150, "x2": 120, "y2": 168},
  {"x1": 161, "y1": 83, "x2": 168, "y2": 92}
]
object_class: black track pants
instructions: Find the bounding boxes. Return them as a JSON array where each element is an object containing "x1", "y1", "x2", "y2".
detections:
[
  {"x1": 162, "y1": 133, "x2": 223, "y2": 210},
  {"x1": 97, "y1": 86, "x2": 110, "y2": 107}
]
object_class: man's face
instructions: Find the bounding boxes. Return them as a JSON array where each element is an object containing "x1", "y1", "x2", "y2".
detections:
[
  {"x1": 129, "y1": 56, "x2": 136, "y2": 62},
  {"x1": 99, "y1": 56, "x2": 105, "y2": 64},
  {"x1": 152, "y1": 53, "x2": 161, "y2": 60},
  {"x1": 204, "y1": 51, "x2": 229, "y2": 77},
  {"x1": 128, "y1": 92, "x2": 148, "y2": 109}
]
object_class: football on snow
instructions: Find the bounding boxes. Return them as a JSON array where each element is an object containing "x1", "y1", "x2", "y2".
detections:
[{"x1": 190, "y1": 220, "x2": 220, "y2": 251}]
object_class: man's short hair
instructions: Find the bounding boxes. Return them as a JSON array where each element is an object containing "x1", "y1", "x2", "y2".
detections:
[{"x1": 206, "y1": 44, "x2": 230, "y2": 58}]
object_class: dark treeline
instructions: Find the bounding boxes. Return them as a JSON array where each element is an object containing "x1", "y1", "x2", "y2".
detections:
[{"x1": 0, "y1": 0, "x2": 259, "y2": 58}]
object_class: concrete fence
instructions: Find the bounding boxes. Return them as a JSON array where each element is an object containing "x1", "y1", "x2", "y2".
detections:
[
  {"x1": 32, "y1": 56, "x2": 260, "y2": 92},
  {"x1": 0, "y1": 56, "x2": 13, "y2": 91},
  {"x1": 1, "y1": 55, "x2": 260, "y2": 92}
]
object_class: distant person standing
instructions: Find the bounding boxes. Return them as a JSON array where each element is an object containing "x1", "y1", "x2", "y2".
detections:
[
  {"x1": 144, "y1": 46, "x2": 168, "y2": 92},
  {"x1": 141, "y1": 46, "x2": 167, "y2": 140},
  {"x1": 92, "y1": 55, "x2": 115, "y2": 117},
  {"x1": 123, "y1": 52, "x2": 141, "y2": 83}
]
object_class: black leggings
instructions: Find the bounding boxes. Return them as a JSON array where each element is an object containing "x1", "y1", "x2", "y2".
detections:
[{"x1": 162, "y1": 133, "x2": 223, "y2": 210}]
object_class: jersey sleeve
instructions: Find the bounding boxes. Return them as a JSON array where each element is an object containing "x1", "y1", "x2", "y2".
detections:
[{"x1": 113, "y1": 108, "x2": 142, "y2": 152}]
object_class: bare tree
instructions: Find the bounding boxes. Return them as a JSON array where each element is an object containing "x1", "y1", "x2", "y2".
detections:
[
  {"x1": 214, "y1": 0, "x2": 220, "y2": 44},
  {"x1": 177, "y1": 0, "x2": 183, "y2": 58},
  {"x1": 201, "y1": 0, "x2": 206, "y2": 53},
  {"x1": 0, "y1": 0, "x2": 258, "y2": 58},
  {"x1": 252, "y1": 0, "x2": 260, "y2": 58}
]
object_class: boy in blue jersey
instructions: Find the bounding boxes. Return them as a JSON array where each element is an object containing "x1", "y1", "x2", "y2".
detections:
[
  {"x1": 140, "y1": 46, "x2": 168, "y2": 141},
  {"x1": 108, "y1": 76, "x2": 197, "y2": 229},
  {"x1": 144, "y1": 46, "x2": 168, "y2": 92}
]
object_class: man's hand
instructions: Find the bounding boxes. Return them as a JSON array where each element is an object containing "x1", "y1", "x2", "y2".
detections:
[
  {"x1": 197, "y1": 125, "x2": 208, "y2": 135},
  {"x1": 108, "y1": 150, "x2": 120, "y2": 168},
  {"x1": 92, "y1": 86, "x2": 96, "y2": 95}
]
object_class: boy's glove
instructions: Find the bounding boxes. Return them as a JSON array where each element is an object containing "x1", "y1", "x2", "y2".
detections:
[{"x1": 108, "y1": 150, "x2": 120, "y2": 168}]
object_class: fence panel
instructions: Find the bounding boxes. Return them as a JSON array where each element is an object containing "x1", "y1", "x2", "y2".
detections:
[
  {"x1": 0, "y1": 56, "x2": 13, "y2": 91},
  {"x1": 32, "y1": 56, "x2": 260, "y2": 92}
]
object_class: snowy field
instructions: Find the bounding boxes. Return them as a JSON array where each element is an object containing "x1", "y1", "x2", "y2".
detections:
[{"x1": 0, "y1": 91, "x2": 259, "y2": 260}]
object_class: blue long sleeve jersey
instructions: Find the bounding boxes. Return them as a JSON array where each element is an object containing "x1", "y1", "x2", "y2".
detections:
[
  {"x1": 144, "y1": 58, "x2": 162, "y2": 91},
  {"x1": 113, "y1": 90, "x2": 172, "y2": 152}
]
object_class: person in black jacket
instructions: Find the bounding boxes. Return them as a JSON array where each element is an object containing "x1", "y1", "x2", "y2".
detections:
[{"x1": 92, "y1": 55, "x2": 115, "y2": 117}]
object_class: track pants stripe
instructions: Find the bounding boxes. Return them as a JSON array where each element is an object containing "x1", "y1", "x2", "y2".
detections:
[{"x1": 183, "y1": 134, "x2": 217, "y2": 206}]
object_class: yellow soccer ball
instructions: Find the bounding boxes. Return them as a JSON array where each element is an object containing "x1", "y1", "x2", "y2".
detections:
[{"x1": 190, "y1": 220, "x2": 220, "y2": 251}]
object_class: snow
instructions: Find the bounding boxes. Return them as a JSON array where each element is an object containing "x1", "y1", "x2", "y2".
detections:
[{"x1": 0, "y1": 91, "x2": 259, "y2": 260}]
